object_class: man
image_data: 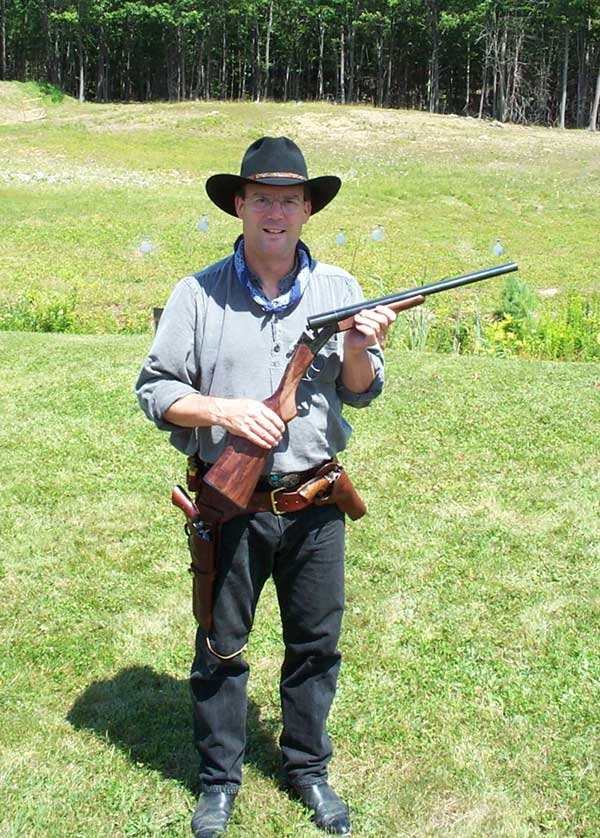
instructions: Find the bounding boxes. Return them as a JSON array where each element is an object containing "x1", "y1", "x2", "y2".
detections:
[{"x1": 136, "y1": 137, "x2": 403, "y2": 837}]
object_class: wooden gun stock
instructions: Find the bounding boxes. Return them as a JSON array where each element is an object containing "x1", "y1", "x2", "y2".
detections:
[{"x1": 203, "y1": 341, "x2": 319, "y2": 509}]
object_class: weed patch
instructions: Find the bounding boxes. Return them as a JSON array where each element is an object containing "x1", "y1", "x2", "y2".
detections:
[
  {"x1": 0, "y1": 289, "x2": 78, "y2": 333},
  {"x1": 390, "y1": 284, "x2": 600, "y2": 361}
]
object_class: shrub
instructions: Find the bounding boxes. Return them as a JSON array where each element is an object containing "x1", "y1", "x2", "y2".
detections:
[
  {"x1": 524, "y1": 293, "x2": 600, "y2": 361},
  {"x1": 483, "y1": 314, "x2": 526, "y2": 357},
  {"x1": 386, "y1": 286, "x2": 600, "y2": 363},
  {"x1": 0, "y1": 291, "x2": 77, "y2": 333},
  {"x1": 36, "y1": 81, "x2": 65, "y2": 103},
  {"x1": 495, "y1": 275, "x2": 537, "y2": 339}
]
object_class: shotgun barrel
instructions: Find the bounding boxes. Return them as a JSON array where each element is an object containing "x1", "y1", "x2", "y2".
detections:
[{"x1": 306, "y1": 262, "x2": 518, "y2": 332}]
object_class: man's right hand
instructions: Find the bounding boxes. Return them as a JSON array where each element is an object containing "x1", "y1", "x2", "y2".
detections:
[
  {"x1": 212, "y1": 398, "x2": 285, "y2": 449},
  {"x1": 163, "y1": 393, "x2": 285, "y2": 450}
]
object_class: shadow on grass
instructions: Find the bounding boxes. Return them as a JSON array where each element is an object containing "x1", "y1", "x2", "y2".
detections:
[{"x1": 67, "y1": 665, "x2": 281, "y2": 793}]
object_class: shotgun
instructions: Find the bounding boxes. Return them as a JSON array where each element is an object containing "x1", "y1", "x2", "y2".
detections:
[{"x1": 203, "y1": 261, "x2": 518, "y2": 509}]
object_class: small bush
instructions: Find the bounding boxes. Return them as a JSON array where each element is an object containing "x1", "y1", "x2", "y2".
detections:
[
  {"x1": 17, "y1": 80, "x2": 65, "y2": 104},
  {"x1": 524, "y1": 293, "x2": 600, "y2": 361},
  {"x1": 482, "y1": 314, "x2": 526, "y2": 357},
  {"x1": 36, "y1": 81, "x2": 65, "y2": 103},
  {"x1": 495, "y1": 275, "x2": 537, "y2": 339},
  {"x1": 386, "y1": 286, "x2": 600, "y2": 362},
  {"x1": 0, "y1": 291, "x2": 77, "y2": 333}
]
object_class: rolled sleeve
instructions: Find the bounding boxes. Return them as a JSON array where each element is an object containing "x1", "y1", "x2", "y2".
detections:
[
  {"x1": 336, "y1": 345, "x2": 385, "y2": 408},
  {"x1": 135, "y1": 277, "x2": 201, "y2": 432}
]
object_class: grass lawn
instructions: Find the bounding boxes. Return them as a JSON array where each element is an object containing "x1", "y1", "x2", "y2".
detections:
[
  {"x1": 1, "y1": 331, "x2": 599, "y2": 837},
  {"x1": 1, "y1": 88, "x2": 599, "y2": 334}
]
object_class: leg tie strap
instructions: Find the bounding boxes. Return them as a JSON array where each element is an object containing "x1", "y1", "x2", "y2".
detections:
[{"x1": 206, "y1": 637, "x2": 247, "y2": 660}]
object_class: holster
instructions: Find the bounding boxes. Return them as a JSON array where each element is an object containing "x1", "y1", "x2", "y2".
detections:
[
  {"x1": 314, "y1": 464, "x2": 367, "y2": 520},
  {"x1": 186, "y1": 467, "x2": 233, "y2": 633},
  {"x1": 187, "y1": 520, "x2": 219, "y2": 632}
]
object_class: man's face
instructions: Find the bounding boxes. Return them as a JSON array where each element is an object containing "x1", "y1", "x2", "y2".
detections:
[{"x1": 234, "y1": 183, "x2": 311, "y2": 263}]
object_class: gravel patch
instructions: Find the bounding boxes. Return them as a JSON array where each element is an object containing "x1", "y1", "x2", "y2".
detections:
[{"x1": 0, "y1": 163, "x2": 198, "y2": 188}]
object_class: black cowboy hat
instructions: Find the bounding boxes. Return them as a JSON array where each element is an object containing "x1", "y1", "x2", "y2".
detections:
[{"x1": 205, "y1": 136, "x2": 341, "y2": 217}]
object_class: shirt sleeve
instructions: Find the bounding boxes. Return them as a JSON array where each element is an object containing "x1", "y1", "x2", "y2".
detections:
[
  {"x1": 135, "y1": 277, "x2": 202, "y2": 432},
  {"x1": 336, "y1": 344, "x2": 384, "y2": 408},
  {"x1": 334, "y1": 275, "x2": 385, "y2": 408}
]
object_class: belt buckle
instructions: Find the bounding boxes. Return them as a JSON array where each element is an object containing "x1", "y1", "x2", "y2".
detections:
[{"x1": 270, "y1": 486, "x2": 286, "y2": 515}]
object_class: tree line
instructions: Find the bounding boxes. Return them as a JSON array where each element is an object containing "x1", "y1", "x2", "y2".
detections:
[{"x1": 2, "y1": 0, "x2": 600, "y2": 129}]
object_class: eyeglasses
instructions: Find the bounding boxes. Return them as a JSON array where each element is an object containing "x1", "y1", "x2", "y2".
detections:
[{"x1": 245, "y1": 195, "x2": 305, "y2": 215}]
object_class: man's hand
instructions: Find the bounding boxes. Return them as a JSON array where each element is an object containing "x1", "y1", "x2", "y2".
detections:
[
  {"x1": 344, "y1": 304, "x2": 398, "y2": 353},
  {"x1": 163, "y1": 394, "x2": 284, "y2": 449},
  {"x1": 344, "y1": 296, "x2": 426, "y2": 353},
  {"x1": 212, "y1": 398, "x2": 285, "y2": 449},
  {"x1": 341, "y1": 296, "x2": 425, "y2": 393}
]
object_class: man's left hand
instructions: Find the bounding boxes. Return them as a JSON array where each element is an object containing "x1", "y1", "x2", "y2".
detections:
[
  {"x1": 344, "y1": 296, "x2": 425, "y2": 353},
  {"x1": 340, "y1": 297, "x2": 425, "y2": 393},
  {"x1": 344, "y1": 304, "x2": 398, "y2": 353}
]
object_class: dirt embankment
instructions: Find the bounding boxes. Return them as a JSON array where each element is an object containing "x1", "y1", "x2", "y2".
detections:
[{"x1": 0, "y1": 81, "x2": 49, "y2": 124}]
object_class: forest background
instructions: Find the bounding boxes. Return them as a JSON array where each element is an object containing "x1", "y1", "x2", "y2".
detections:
[{"x1": 2, "y1": 0, "x2": 600, "y2": 129}]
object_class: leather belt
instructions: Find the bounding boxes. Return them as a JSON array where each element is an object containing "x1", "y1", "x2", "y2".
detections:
[
  {"x1": 193, "y1": 459, "x2": 338, "y2": 515},
  {"x1": 246, "y1": 487, "x2": 315, "y2": 515},
  {"x1": 196, "y1": 459, "x2": 325, "y2": 492},
  {"x1": 248, "y1": 462, "x2": 340, "y2": 515}
]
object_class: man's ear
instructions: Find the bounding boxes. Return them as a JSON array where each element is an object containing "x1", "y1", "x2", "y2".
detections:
[
  {"x1": 303, "y1": 200, "x2": 312, "y2": 223},
  {"x1": 234, "y1": 193, "x2": 245, "y2": 219}
]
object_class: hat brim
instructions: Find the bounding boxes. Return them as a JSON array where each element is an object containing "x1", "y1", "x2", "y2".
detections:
[{"x1": 205, "y1": 174, "x2": 341, "y2": 217}]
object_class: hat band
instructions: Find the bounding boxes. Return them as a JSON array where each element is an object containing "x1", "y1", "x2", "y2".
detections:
[{"x1": 246, "y1": 171, "x2": 307, "y2": 182}]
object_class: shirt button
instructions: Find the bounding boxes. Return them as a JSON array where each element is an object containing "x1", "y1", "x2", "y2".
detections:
[{"x1": 273, "y1": 343, "x2": 281, "y2": 352}]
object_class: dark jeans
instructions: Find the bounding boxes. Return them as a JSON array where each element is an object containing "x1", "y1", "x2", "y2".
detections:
[{"x1": 189, "y1": 503, "x2": 345, "y2": 793}]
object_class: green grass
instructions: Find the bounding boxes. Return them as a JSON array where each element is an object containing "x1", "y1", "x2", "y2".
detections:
[
  {"x1": 1, "y1": 92, "x2": 599, "y2": 334},
  {"x1": 2, "y1": 88, "x2": 599, "y2": 834},
  {"x1": 1, "y1": 331, "x2": 599, "y2": 836}
]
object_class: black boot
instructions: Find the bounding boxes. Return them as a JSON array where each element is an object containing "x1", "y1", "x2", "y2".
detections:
[
  {"x1": 191, "y1": 791, "x2": 237, "y2": 838},
  {"x1": 292, "y1": 783, "x2": 351, "y2": 835}
]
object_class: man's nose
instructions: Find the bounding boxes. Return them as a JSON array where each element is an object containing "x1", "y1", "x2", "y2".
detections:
[{"x1": 268, "y1": 199, "x2": 285, "y2": 218}]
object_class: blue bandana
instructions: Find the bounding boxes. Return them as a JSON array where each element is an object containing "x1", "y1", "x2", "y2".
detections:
[{"x1": 233, "y1": 235, "x2": 312, "y2": 313}]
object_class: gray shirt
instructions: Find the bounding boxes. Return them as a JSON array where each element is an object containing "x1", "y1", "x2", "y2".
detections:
[{"x1": 135, "y1": 252, "x2": 385, "y2": 473}]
